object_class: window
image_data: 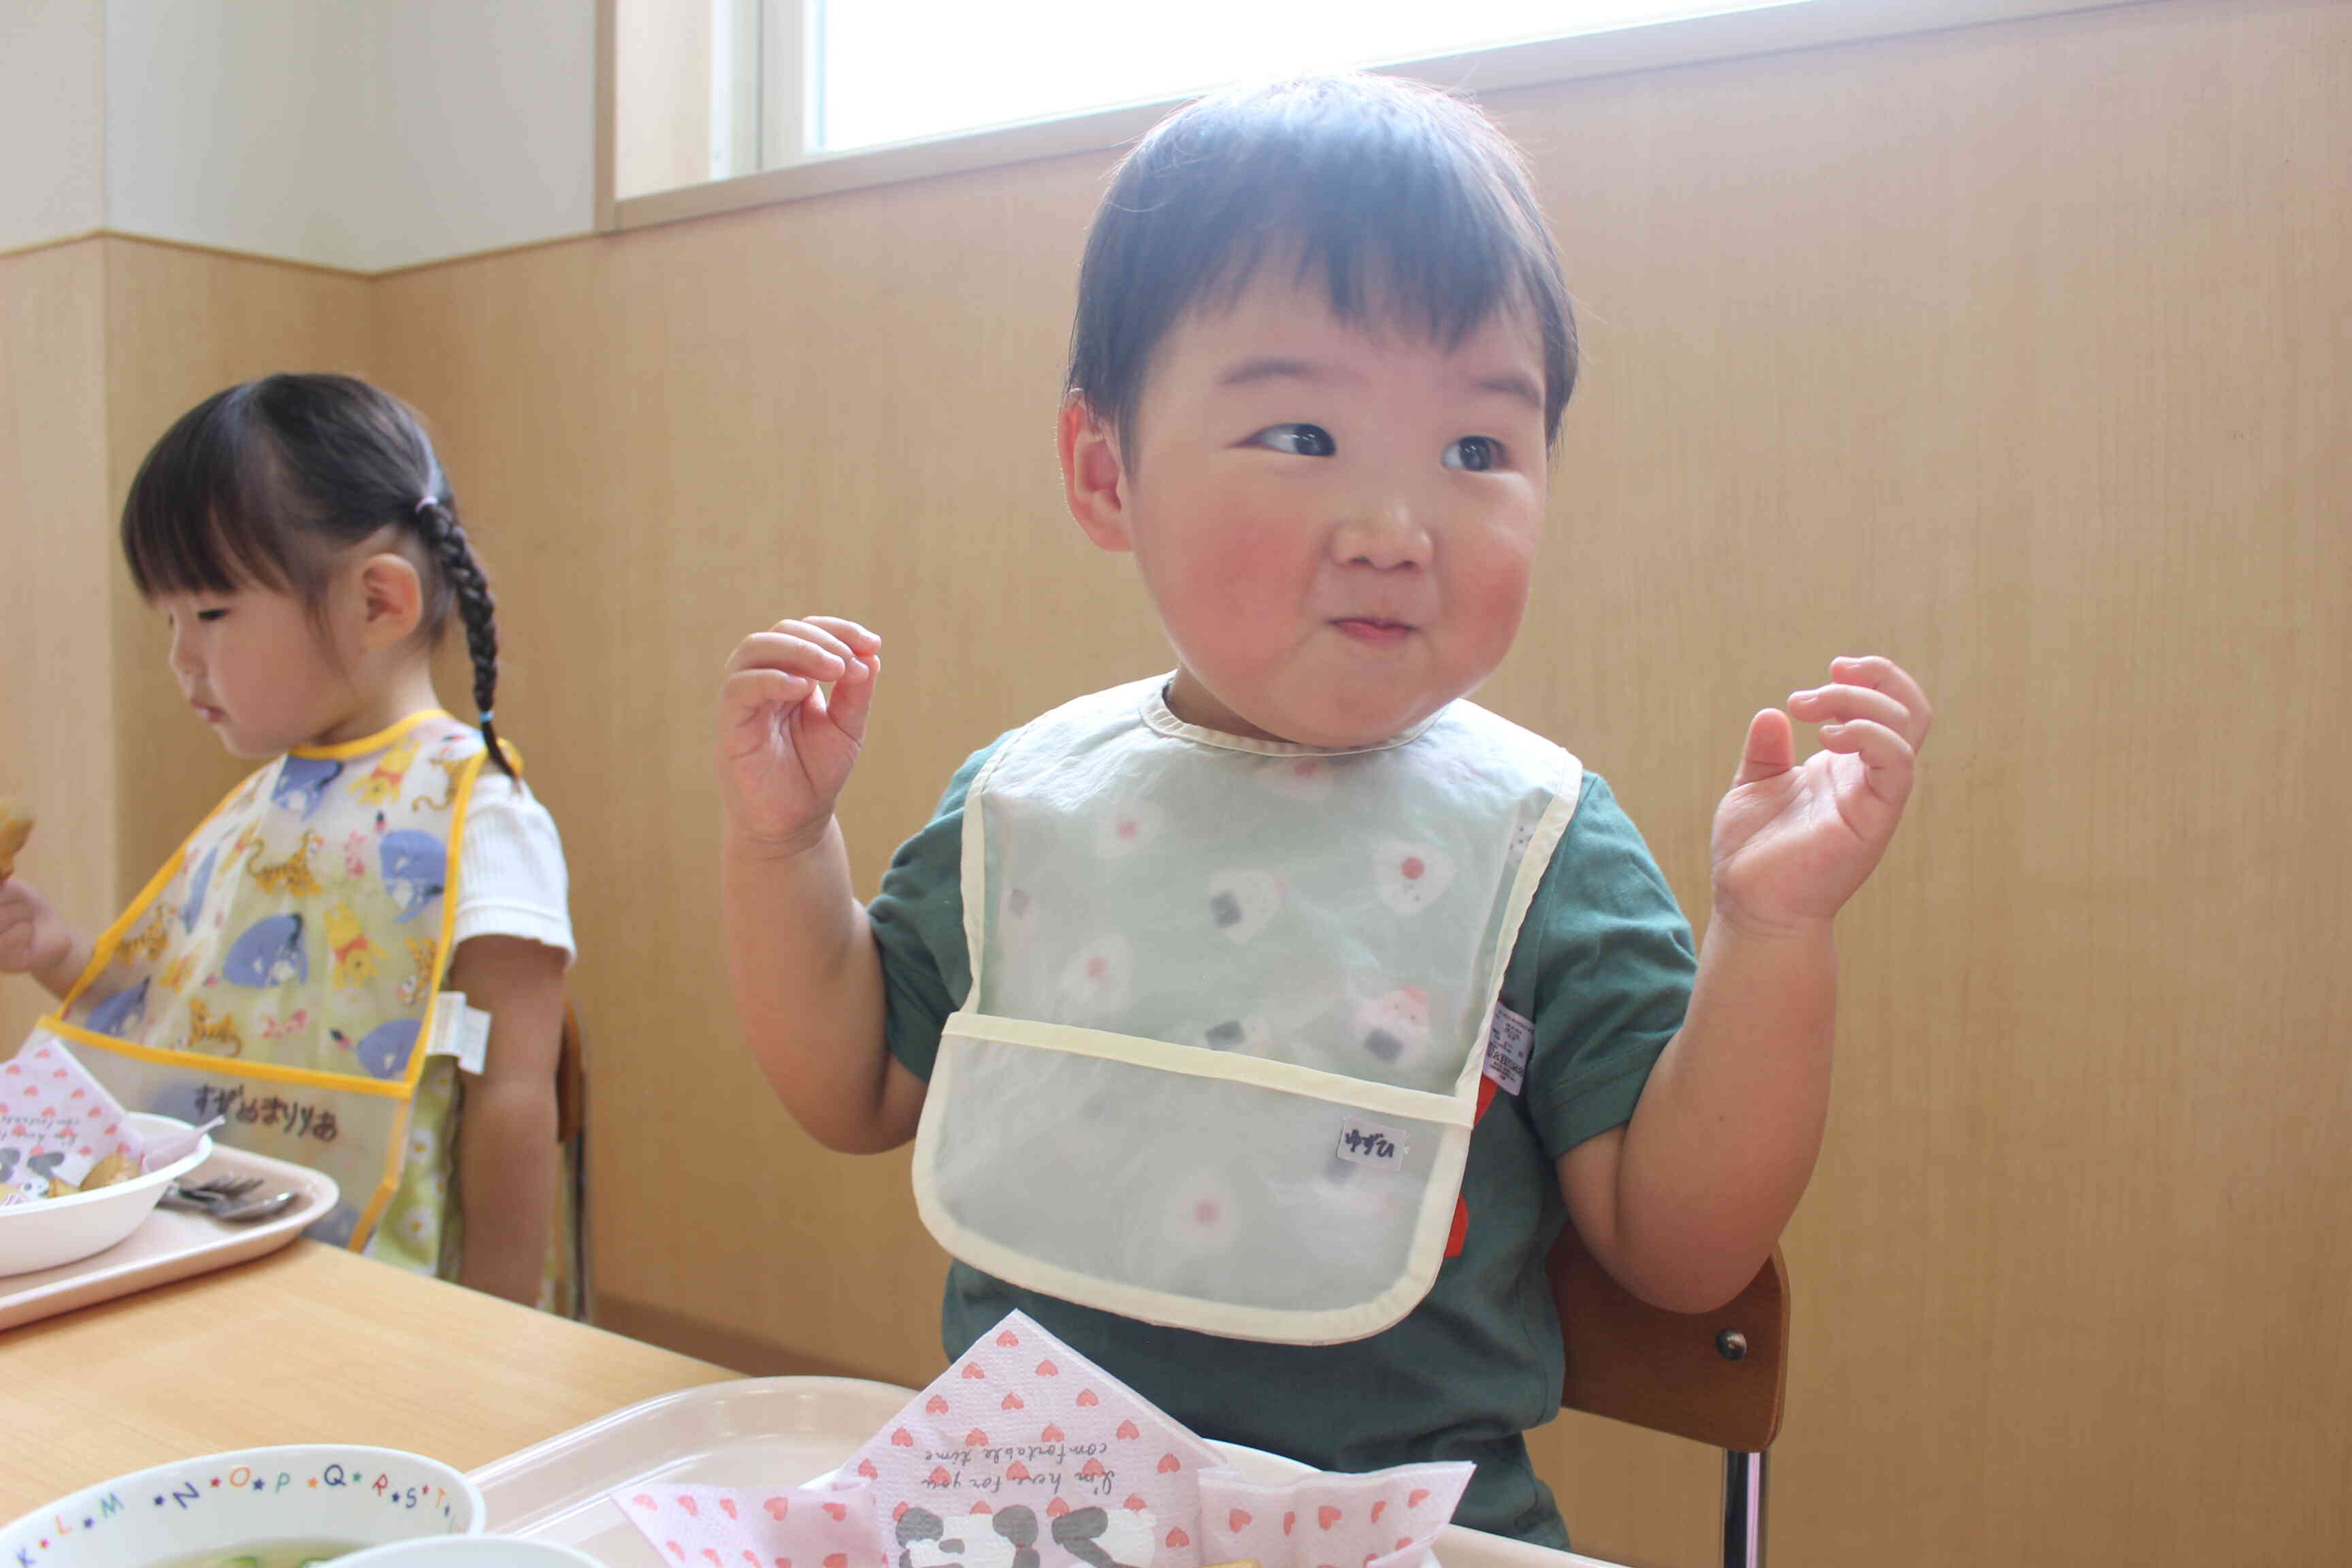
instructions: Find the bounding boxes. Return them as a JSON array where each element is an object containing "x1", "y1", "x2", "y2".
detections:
[
  {"x1": 608, "y1": 0, "x2": 2127, "y2": 218},
  {"x1": 814, "y1": 1, "x2": 1812, "y2": 154}
]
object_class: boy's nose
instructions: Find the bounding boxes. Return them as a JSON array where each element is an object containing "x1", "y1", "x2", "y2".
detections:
[{"x1": 1332, "y1": 491, "x2": 1431, "y2": 572}]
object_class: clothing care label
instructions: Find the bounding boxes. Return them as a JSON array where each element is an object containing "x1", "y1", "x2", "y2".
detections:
[
  {"x1": 1335, "y1": 1117, "x2": 1411, "y2": 1171},
  {"x1": 423, "y1": 992, "x2": 491, "y2": 1075},
  {"x1": 1482, "y1": 1004, "x2": 1533, "y2": 1096}
]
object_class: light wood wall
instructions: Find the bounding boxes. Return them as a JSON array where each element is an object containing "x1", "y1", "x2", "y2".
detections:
[
  {"x1": 0, "y1": 241, "x2": 114, "y2": 1051},
  {"x1": 5, "y1": 0, "x2": 2347, "y2": 1562}
]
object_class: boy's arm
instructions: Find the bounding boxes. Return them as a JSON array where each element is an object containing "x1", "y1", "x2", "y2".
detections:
[
  {"x1": 723, "y1": 817, "x2": 926, "y2": 1152},
  {"x1": 716, "y1": 615, "x2": 925, "y2": 1154},
  {"x1": 445, "y1": 933, "x2": 566, "y2": 1305},
  {"x1": 1558, "y1": 656, "x2": 1931, "y2": 1313}
]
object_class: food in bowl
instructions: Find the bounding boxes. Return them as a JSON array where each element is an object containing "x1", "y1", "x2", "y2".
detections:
[
  {"x1": 150, "y1": 1542, "x2": 361, "y2": 1567},
  {"x1": 0, "y1": 1445, "x2": 482, "y2": 1568}
]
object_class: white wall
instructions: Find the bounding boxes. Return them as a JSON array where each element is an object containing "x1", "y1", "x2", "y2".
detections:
[
  {"x1": 0, "y1": 0, "x2": 106, "y2": 252},
  {"x1": 365, "y1": 2, "x2": 597, "y2": 271},
  {"x1": 103, "y1": 0, "x2": 380, "y2": 267},
  {"x1": 0, "y1": 0, "x2": 595, "y2": 272}
]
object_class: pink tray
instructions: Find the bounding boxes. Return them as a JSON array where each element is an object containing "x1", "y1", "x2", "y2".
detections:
[
  {"x1": 470, "y1": 1378, "x2": 1605, "y2": 1568},
  {"x1": 0, "y1": 1141, "x2": 337, "y2": 1330}
]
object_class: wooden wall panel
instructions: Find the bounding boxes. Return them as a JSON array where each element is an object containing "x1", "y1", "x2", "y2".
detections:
[
  {"x1": 37, "y1": 0, "x2": 2343, "y2": 1563},
  {"x1": 0, "y1": 241, "x2": 114, "y2": 1050}
]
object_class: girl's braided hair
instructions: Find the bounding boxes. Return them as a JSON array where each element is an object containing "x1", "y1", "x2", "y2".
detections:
[{"x1": 121, "y1": 372, "x2": 518, "y2": 778}]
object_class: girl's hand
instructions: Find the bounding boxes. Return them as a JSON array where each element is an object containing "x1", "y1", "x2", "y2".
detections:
[
  {"x1": 1709, "y1": 655, "x2": 1933, "y2": 940},
  {"x1": 0, "y1": 876, "x2": 76, "y2": 980},
  {"x1": 716, "y1": 617, "x2": 882, "y2": 856}
]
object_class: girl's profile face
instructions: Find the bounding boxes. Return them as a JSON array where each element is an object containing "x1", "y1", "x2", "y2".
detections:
[{"x1": 157, "y1": 579, "x2": 365, "y2": 758}]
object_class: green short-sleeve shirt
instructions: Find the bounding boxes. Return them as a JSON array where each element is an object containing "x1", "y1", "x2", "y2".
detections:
[{"x1": 868, "y1": 728, "x2": 1695, "y2": 1549}]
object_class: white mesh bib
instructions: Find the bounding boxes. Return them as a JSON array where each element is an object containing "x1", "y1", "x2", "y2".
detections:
[{"x1": 913, "y1": 679, "x2": 1581, "y2": 1344}]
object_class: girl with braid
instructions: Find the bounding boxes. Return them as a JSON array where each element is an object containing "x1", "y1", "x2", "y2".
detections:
[{"x1": 0, "y1": 374, "x2": 582, "y2": 1313}]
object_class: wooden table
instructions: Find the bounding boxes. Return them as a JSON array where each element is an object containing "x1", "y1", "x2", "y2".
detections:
[{"x1": 0, "y1": 1241, "x2": 734, "y2": 1520}]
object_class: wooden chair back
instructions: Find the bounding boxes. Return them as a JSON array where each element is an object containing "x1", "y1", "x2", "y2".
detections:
[
  {"x1": 1548, "y1": 1224, "x2": 1790, "y2": 1452},
  {"x1": 555, "y1": 1000, "x2": 587, "y2": 1145}
]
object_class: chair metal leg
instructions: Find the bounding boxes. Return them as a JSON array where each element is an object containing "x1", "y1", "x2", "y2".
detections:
[{"x1": 1722, "y1": 1450, "x2": 1766, "y2": 1568}]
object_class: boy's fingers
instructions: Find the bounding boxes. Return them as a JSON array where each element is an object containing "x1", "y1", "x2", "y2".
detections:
[
  {"x1": 1787, "y1": 683, "x2": 1912, "y2": 737},
  {"x1": 1816, "y1": 719, "x2": 1916, "y2": 810},
  {"x1": 1729, "y1": 708, "x2": 1795, "y2": 787},
  {"x1": 721, "y1": 668, "x2": 812, "y2": 719},
  {"x1": 802, "y1": 616, "x2": 881, "y2": 655},
  {"x1": 826, "y1": 652, "x2": 881, "y2": 742},
  {"x1": 728, "y1": 630, "x2": 852, "y2": 682},
  {"x1": 770, "y1": 619, "x2": 861, "y2": 670},
  {"x1": 1827, "y1": 655, "x2": 1933, "y2": 745}
]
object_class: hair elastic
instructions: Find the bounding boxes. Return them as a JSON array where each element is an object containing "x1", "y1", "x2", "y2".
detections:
[{"x1": 414, "y1": 496, "x2": 439, "y2": 515}]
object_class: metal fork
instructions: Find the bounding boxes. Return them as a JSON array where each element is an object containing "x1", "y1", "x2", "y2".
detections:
[
  {"x1": 159, "y1": 1175, "x2": 292, "y2": 1221},
  {"x1": 175, "y1": 1174, "x2": 264, "y2": 1201}
]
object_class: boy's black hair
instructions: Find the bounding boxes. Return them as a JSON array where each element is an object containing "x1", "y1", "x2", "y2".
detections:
[
  {"x1": 1067, "y1": 73, "x2": 1577, "y2": 459},
  {"x1": 120, "y1": 373, "x2": 517, "y2": 778}
]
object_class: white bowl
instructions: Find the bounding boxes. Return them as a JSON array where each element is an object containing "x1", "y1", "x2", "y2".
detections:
[
  {"x1": 0, "y1": 1112, "x2": 213, "y2": 1275},
  {"x1": 0, "y1": 1444, "x2": 485, "y2": 1568},
  {"x1": 338, "y1": 1539, "x2": 602, "y2": 1565}
]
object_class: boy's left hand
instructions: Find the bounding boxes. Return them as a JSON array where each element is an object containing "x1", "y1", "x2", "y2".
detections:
[{"x1": 1709, "y1": 655, "x2": 1933, "y2": 939}]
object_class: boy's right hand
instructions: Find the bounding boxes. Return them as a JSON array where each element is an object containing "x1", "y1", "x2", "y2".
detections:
[
  {"x1": 716, "y1": 617, "x2": 882, "y2": 855},
  {"x1": 0, "y1": 876, "x2": 74, "y2": 980}
]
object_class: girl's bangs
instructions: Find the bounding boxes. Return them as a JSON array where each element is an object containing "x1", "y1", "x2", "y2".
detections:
[{"x1": 120, "y1": 389, "x2": 295, "y2": 600}]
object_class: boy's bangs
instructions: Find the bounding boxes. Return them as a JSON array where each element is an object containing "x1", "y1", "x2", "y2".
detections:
[
  {"x1": 120, "y1": 387, "x2": 297, "y2": 600},
  {"x1": 1073, "y1": 75, "x2": 1578, "y2": 449}
]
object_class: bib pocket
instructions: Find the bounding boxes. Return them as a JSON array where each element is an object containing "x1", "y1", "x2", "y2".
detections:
[{"x1": 915, "y1": 1013, "x2": 1473, "y2": 1345}]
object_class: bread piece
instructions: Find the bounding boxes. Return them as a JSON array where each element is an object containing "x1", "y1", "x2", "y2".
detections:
[
  {"x1": 82, "y1": 1149, "x2": 141, "y2": 1190},
  {"x1": 0, "y1": 799, "x2": 31, "y2": 879}
]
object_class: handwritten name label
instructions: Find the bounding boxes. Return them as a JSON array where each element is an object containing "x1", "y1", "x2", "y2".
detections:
[{"x1": 1335, "y1": 1117, "x2": 1409, "y2": 1171}]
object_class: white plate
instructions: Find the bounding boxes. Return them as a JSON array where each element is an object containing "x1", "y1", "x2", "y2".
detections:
[
  {"x1": 0, "y1": 1139, "x2": 338, "y2": 1330},
  {"x1": 340, "y1": 1539, "x2": 603, "y2": 1566},
  {"x1": 0, "y1": 1443, "x2": 483, "y2": 1568},
  {"x1": 0, "y1": 1112, "x2": 212, "y2": 1275},
  {"x1": 466, "y1": 1375, "x2": 1611, "y2": 1568}
]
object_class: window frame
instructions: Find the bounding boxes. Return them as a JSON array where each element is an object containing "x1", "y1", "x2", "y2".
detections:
[{"x1": 595, "y1": 0, "x2": 2155, "y2": 235}]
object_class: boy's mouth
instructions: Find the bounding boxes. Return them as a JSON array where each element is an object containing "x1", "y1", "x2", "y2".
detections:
[{"x1": 1332, "y1": 617, "x2": 1416, "y2": 644}]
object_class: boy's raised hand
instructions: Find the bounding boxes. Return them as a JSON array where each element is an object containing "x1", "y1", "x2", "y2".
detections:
[
  {"x1": 716, "y1": 617, "x2": 881, "y2": 854},
  {"x1": 1709, "y1": 655, "x2": 1933, "y2": 939}
]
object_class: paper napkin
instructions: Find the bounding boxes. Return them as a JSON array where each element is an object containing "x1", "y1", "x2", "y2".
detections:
[
  {"x1": 0, "y1": 1032, "x2": 145, "y2": 1205},
  {"x1": 615, "y1": 1311, "x2": 1473, "y2": 1568}
]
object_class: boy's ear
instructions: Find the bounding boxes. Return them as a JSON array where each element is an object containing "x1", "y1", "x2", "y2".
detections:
[
  {"x1": 1059, "y1": 391, "x2": 1132, "y2": 553},
  {"x1": 354, "y1": 552, "x2": 425, "y2": 648}
]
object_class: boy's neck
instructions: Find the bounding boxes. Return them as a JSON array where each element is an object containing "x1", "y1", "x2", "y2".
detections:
[{"x1": 1162, "y1": 668, "x2": 1284, "y2": 744}]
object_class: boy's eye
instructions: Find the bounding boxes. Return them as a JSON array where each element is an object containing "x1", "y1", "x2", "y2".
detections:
[
  {"x1": 195, "y1": 608, "x2": 230, "y2": 622},
  {"x1": 1246, "y1": 423, "x2": 1336, "y2": 457},
  {"x1": 1442, "y1": 436, "x2": 1505, "y2": 472}
]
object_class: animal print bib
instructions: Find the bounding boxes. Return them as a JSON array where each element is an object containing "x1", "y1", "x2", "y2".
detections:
[{"x1": 45, "y1": 710, "x2": 487, "y2": 1263}]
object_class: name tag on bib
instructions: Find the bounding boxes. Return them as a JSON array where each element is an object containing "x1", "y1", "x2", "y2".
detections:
[{"x1": 1335, "y1": 1117, "x2": 1411, "y2": 1171}]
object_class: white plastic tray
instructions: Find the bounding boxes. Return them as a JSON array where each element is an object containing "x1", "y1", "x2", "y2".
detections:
[
  {"x1": 0, "y1": 1139, "x2": 338, "y2": 1330},
  {"x1": 469, "y1": 1378, "x2": 1607, "y2": 1568}
]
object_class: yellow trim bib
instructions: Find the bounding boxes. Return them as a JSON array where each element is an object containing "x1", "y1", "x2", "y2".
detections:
[{"x1": 46, "y1": 710, "x2": 489, "y2": 1258}]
